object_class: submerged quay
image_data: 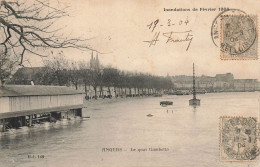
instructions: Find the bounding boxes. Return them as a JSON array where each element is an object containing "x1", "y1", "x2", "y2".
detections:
[{"x1": 0, "y1": 84, "x2": 162, "y2": 132}]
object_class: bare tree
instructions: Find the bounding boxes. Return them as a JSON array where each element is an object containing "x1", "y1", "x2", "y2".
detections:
[
  {"x1": 103, "y1": 67, "x2": 119, "y2": 97},
  {"x1": 68, "y1": 61, "x2": 81, "y2": 90},
  {"x1": 43, "y1": 53, "x2": 69, "y2": 86},
  {"x1": 0, "y1": 0, "x2": 96, "y2": 65},
  {"x1": 78, "y1": 61, "x2": 92, "y2": 95}
]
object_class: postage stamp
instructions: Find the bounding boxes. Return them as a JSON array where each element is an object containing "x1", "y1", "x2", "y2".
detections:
[
  {"x1": 220, "y1": 15, "x2": 258, "y2": 60},
  {"x1": 219, "y1": 116, "x2": 259, "y2": 161},
  {"x1": 211, "y1": 9, "x2": 247, "y2": 47}
]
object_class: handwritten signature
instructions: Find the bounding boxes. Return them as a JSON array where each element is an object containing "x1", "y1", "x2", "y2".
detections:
[{"x1": 143, "y1": 30, "x2": 193, "y2": 51}]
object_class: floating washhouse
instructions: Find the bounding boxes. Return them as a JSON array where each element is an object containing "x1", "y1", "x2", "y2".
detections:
[{"x1": 0, "y1": 85, "x2": 84, "y2": 132}]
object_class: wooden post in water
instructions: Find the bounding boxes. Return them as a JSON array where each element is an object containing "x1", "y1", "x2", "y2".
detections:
[
  {"x1": 28, "y1": 115, "x2": 32, "y2": 127},
  {"x1": 49, "y1": 113, "x2": 52, "y2": 122},
  {"x1": 35, "y1": 114, "x2": 37, "y2": 123},
  {"x1": 2, "y1": 119, "x2": 6, "y2": 132},
  {"x1": 21, "y1": 116, "x2": 26, "y2": 126},
  {"x1": 78, "y1": 109, "x2": 82, "y2": 117}
]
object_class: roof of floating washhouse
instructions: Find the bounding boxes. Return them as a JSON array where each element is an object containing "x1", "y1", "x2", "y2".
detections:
[{"x1": 0, "y1": 85, "x2": 84, "y2": 97}]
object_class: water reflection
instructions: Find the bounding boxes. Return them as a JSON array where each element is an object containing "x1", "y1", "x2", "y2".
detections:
[
  {"x1": 0, "y1": 119, "x2": 83, "y2": 148},
  {"x1": 192, "y1": 105, "x2": 198, "y2": 112}
]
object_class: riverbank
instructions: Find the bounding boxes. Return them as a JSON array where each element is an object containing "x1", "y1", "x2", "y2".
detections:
[
  {"x1": 83, "y1": 96, "x2": 155, "y2": 109},
  {"x1": 82, "y1": 91, "x2": 260, "y2": 111}
]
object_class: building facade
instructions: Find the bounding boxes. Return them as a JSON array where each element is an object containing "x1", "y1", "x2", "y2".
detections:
[{"x1": 172, "y1": 73, "x2": 260, "y2": 92}]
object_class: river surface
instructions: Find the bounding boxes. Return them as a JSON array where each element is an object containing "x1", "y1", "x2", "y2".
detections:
[{"x1": 0, "y1": 92, "x2": 260, "y2": 167}]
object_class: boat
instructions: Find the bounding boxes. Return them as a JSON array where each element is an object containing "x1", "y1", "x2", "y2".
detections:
[
  {"x1": 189, "y1": 63, "x2": 200, "y2": 106},
  {"x1": 147, "y1": 114, "x2": 153, "y2": 117},
  {"x1": 160, "y1": 101, "x2": 173, "y2": 106},
  {"x1": 193, "y1": 89, "x2": 206, "y2": 94},
  {"x1": 175, "y1": 90, "x2": 191, "y2": 95},
  {"x1": 176, "y1": 90, "x2": 185, "y2": 95}
]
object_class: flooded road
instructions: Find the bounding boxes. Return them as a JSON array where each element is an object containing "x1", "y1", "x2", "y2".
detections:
[{"x1": 0, "y1": 92, "x2": 260, "y2": 167}]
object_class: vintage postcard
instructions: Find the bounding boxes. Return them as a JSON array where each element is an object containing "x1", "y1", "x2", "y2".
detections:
[{"x1": 0, "y1": 0, "x2": 259, "y2": 167}]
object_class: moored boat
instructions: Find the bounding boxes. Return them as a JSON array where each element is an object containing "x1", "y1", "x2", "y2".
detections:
[{"x1": 160, "y1": 101, "x2": 173, "y2": 106}]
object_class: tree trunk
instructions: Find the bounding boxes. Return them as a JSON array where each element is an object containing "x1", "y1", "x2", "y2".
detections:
[
  {"x1": 120, "y1": 87, "x2": 123, "y2": 96},
  {"x1": 100, "y1": 86, "x2": 103, "y2": 97},
  {"x1": 108, "y1": 87, "x2": 111, "y2": 96},
  {"x1": 94, "y1": 86, "x2": 97, "y2": 99},
  {"x1": 84, "y1": 83, "x2": 87, "y2": 94},
  {"x1": 0, "y1": 80, "x2": 4, "y2": 87},
  {"x1": 114, "y1": 87, "x2": 117, "y2": 98},
  {"x1": 129, "y1": 87, "x2": 132, "y2": 96}
]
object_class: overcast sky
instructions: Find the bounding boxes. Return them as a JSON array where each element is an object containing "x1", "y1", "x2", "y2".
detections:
[{"x1": 27, "y1": 0, "x2": 260, "y2": 80}]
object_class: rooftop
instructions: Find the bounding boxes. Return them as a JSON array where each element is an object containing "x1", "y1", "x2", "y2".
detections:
[{"x1": 0, "y1": 85, "x2": 84, "y2": 97}]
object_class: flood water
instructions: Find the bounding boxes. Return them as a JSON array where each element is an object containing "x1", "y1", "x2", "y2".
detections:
[{"x1": 0, "y1": 92, "x2": 260, "y2": 167}]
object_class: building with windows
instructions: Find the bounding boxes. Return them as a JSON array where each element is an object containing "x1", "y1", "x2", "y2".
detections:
[{"x1": 171, "y1": 73, "x2": 260, "y2": 92}]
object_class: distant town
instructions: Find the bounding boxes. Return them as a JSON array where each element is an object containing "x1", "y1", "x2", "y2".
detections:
[{"x1": 171, "y1": 73, "x2": 259, "y2": 92}]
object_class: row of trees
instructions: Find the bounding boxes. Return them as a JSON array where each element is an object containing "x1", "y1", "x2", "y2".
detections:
[{"x1": 10, "y1": 56, "x2": 173, "y2": 98}]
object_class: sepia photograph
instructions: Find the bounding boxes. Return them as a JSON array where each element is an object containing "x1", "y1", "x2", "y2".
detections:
[{"x1": 0, "y1": 0, "x2": 259, "y2": 166}]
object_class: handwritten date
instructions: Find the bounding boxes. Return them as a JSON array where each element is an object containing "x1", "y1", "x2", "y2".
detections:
[{"x1": 147, "y1": 18, "x2": 189, "y2": 32}]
